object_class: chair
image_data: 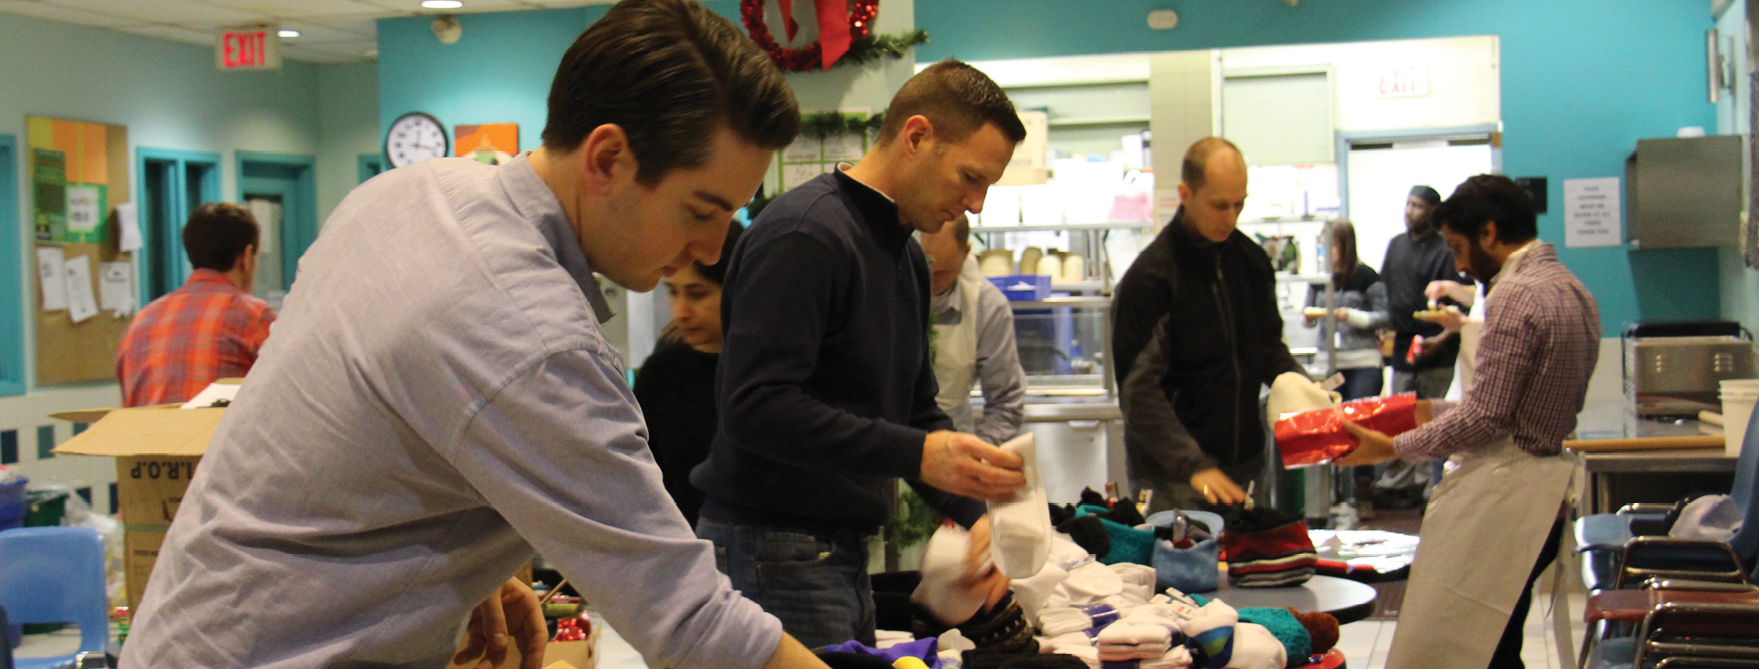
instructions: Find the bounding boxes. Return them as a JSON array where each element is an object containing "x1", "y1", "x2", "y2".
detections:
[
  {"x1": 1586, "y1": 601, "x2": 1759, "y2": 669},
  {"x1": 0, "y1": 528, "x2": 109, "y2": 669},
  {"x1": 2, "y1": 603, "x2": 14, "y2": 669},
  {"x1": 1576, "y1": 398, "x2": 1759, "y2": 593}
]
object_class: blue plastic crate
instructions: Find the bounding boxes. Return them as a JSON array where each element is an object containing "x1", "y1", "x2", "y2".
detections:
[{"x1": 989, "y1": 274, "x2": 1052, "y2": 301}]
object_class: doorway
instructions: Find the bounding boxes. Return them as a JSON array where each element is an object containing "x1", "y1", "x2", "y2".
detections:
[
  {"x1": 137, "y1": 148, "x2": 221, "y2": 302},
  {"x1": 1339, "y1": 128, "x2": 1498, "y2": 272},
  {"x1": 236, "y1": 151, "x2": 316, "y2": 310}
]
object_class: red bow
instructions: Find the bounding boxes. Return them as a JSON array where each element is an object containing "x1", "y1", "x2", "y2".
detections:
[{"x1": 775, "y1": 0, "x2": 855, "y2": 70}]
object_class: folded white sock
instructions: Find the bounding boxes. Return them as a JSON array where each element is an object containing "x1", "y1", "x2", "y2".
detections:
[
  {"x1": 1109, "y1": 562, "x2": 1157, "y2": 601},
  {"x1": 1096, "y1": 621, "x2": 1173, "y2": 646},
  {"x1": 1037, "y1": 603, "x2": 1123, "y2": 636},
  {"x1": 1039, "y1": 632, "x2": 1095, "y2": 653},
  {"x1": 1224, "y1": 622, "x2": 1287, "y2": 669},
  {"x1": 1141, "y1": 646, "x2": 1194, "y2": 669},
  {"x1": 1059, "y1": 561, "x2": 1125, "y2": 604},
  {"x1": 988, "y1": 434, "x2": 1050, "y2": 579},
  {"x1": 1049, "y1": 534, "x2": 1092, "y2": 570}
]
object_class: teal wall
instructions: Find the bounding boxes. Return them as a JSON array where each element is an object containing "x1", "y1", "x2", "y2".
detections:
[
  {"x1": 318, "y1": 62, "x2": 381, "y2": 223},
  {"x1": 376, "y1": 2, "x2": 746, "y2": 151},
  {"x1": 917, "y1": 0, "x2": 1721, "y2": 333}
]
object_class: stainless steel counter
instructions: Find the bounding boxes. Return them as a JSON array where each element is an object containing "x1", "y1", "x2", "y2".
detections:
[{"x1": 1569, "y1": 402, "x2": 1737, "y2": 514}]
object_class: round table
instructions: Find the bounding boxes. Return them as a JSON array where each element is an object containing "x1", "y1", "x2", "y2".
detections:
[{"x1": 1195, "y1": 575, "x2": 1380, "y2": 625}]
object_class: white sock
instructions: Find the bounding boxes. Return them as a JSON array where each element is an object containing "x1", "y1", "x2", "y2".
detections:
[{"x1": 987, "y1": 433, "x2": 1051, "y2": 578}]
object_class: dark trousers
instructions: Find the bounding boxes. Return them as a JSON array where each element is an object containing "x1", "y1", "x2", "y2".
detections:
[
  {"x1": 1338, "y1": 367, "x2": 1384, "y2": 401},
  {"x1": 695, "y1": 517, "x2": 875, "y2": 649},
  {"x1": 1487, "y1": 517, "x2": 1564, "y2": 669}
]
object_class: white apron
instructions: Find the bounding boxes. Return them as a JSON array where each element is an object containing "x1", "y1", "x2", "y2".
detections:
[
  {"x1": 932, "y1": 259, "x2": 983, "y2": 433},
  {"x1": 1387, "y1": 273, "x2": 1577, "y2": 669}
]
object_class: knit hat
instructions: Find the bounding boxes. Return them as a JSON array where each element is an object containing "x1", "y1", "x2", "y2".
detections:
[
  {"x1": 1055, "y1": 515, "x2": 1111, "y2": 558},
  {"x1": 1218, "y1": 508, "x2": 1317, "y2": 588},
  {"x1": 1290, "y1": 609, "x2": 1339, "y2": 653},
  {"x1": 1099, "y1": 518, "x2": 1155, "y2": 566},
  {"x1": 1409, "y1": 185, "x2": 1441, "y2": 204}
]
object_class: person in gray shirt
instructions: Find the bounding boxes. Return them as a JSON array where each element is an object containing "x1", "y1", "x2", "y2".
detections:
[
  {"x1": 921, "y1": 216, "x2": 1026, "y2": 446},
  {"x1": 120, "y1": 2, "x2": 830, "y2": 668}
]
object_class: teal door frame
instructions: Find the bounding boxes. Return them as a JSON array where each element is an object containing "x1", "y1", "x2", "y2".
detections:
[
  {"x1": 137, "y1": 147, "x2": 221, "y2": 304},
  {"x1": 357, "y1": 154, "x2": 384, "y2": 183},
  {"x1": 0, "y1": 135, "x2": 24, "y2": 396},
  {"x1": 235, "y1": 151, "x2": 317, "y2": 290}
]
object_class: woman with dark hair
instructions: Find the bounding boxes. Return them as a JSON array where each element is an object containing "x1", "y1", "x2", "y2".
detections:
[
  {"x1": 633, "y1": 221, "x2": 743, "y2": 526},
  {"x1": 1303, "y1": 220, "x2": 1389, "y2": 400}
]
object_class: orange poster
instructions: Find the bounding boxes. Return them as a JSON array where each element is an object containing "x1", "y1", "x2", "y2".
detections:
[{"x1": 455, "y1": 123, "x2": 519, "y2": 164}]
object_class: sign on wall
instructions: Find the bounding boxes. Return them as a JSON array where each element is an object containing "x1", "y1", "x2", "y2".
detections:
[
  {"x1": 216, "y1": 25, "x2": 281, "y2": 71},
  {"x1": 1374, "y1": 63, "x2": 1429, "y2": 98},
  {"x1": 1564, "y1": 177, "x2": 1622, "y2": 248}
]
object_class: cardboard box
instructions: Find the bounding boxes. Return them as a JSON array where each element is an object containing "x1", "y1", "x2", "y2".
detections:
[
  {"x1": 445, "y1": 636, "x2": 596, "y2": 669},
  {"x1": 51, "y1": 382, "x2": 235, "y2": 611}
]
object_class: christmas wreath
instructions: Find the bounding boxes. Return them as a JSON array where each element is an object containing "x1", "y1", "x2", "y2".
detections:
[{"x1": 741, "y1": 0, "x2": 926, "y2": 72}]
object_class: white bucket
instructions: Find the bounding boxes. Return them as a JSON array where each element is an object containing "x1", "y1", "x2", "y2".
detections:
[{"x1": 1719, "y1": 378, "x2": 1759, "y2": 456}]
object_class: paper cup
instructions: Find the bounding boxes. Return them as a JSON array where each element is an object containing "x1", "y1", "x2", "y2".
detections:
[{"x1": 1720, "y1": 379, "x2": 1759, "y2": 456}]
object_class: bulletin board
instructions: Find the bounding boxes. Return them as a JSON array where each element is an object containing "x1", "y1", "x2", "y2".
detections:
[{"x1": 28, "y1": 116, "x2": 133, "y2": 386}]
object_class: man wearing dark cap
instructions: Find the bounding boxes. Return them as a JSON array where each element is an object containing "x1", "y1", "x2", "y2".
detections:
[{"x1": 1375, "y1": 185, "x2": 1472, "y2": 502}]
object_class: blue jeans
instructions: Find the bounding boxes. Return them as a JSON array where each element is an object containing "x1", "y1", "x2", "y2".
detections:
[
  {"x1": 1338, "y1": 367, "x2": 1384, "y2": 401},
  {"x1": 695, "y1": 518, "x2": 875, "y2": 649}
]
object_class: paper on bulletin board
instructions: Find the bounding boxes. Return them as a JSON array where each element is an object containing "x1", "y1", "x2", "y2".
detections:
[
  {"x1": 63, "y1": 255, "x2": 99, "y2": 323},
  {"x1": 65, "y1": 184, "x2": 104, "y2": 233},
  {"x1": 36, "y1": 247, "x2": 68, "y2": 310},
  {"x1": 822, "y1": 134, "x2": 864, "y2": 162},
  {"x1": 116, "y1": 202, "x2": 142, "y2": 252},
  {"x1": 783, "y1": 138, "x2": 823, "y2": 164},
  {"x1": 1564, "y1": 177, "x2": 1621, "y2": 248},
  {"x1": 100, "y1": 261, "x2": 135, "y2": 317}
]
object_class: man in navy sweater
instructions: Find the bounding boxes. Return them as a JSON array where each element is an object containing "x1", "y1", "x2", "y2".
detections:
[{"x1": 692, "y1": 60, "x2": 1028, "y2": 647}]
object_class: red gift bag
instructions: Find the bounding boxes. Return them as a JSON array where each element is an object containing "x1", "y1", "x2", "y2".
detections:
[{"x1": 1274, "y1": 394, "x2": 1419, "y2": 467}]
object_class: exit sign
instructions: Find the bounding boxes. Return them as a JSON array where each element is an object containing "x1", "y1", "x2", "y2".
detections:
[
  {"x1": 216, "y1": 26, "x2": 281, "y2": 71},
  {"x1": 1375, "y1": 63, "x2": 1429, "y2": 98}
]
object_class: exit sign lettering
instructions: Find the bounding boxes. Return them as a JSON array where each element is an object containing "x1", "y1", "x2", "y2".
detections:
[
  {"x1": 216, "y1": 26, "x2": 281, "y2": 71},
  {"x1": 1375, "y1": 63, "x2": 1429, "y2": 98}
]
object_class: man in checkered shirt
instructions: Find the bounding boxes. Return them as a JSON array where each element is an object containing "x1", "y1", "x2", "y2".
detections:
[
  {"x1": 116, "y1": 202, "x2": 276, "y2": 407},
  {"x1": 1342, "y1": 173, "x2": 1600, "y2": 667}
]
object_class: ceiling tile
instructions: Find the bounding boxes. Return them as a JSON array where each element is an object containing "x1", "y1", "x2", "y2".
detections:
[
  {"x1": 113, "y1": 22, "x2": 214, "y2": 45},
  {"x1": 361, "y1": 0, "x2": 540, "y2": 15},
  {"x1": 45, "y1": 0, "x2": 271, "y2": 24},
  {"x1": 0, "y1": 0, "x2": 141, "y2": 27},
  {"x1": 305, "y1": 15, "x2": 377, "y2": 37},
  {"x1": 190, "y1": 0, "x2": 386, "y2": 19}
]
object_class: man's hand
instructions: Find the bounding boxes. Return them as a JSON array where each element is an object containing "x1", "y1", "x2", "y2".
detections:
[
  {"x1": 1412, "y1": 330, "x2": 1453, "y2": 359},
  {"x1": 1336, "y1": 422, "x2": 1399, "y2": 467},
  {"x1": 1424, "y1": 280, "x2": 1475, "y2": 305},
  {"x1": 921, "y1": 431, "x2": 1025, "y2": 502},
  {"x1": 962, "y1": 517, "x2": 1012, "y2": 611},
  {"x1": 1189, "y1": 468, "x2": 1248, "y2": 505},
  {"x1": 1332, "y1": 307, "x2": 1352, "y2": 322},
  {"x1": 455, "y1": 578, "x2": 548, "y2": 669}
]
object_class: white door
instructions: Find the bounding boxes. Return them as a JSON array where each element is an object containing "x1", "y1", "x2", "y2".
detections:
[
  {"x1": 1345, "y1": 139, "x2": 1495, "y2": 273},
  {"x1": 245, "y1": 197, "x2": 285, "y2": 310}
]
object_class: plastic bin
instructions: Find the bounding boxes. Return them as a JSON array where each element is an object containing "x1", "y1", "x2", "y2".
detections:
[
  {"x1": 989, "y1": 274, "x2": 1052, "y2": 302},
  {"x1": 24, "y1": 489, "x2": 68, "y2": 527},
  {"x1": 0, "y1": 475, "x2": 28, "y2": 531}
]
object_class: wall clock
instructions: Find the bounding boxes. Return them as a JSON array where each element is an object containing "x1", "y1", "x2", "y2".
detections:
[{"x1": 385, "y1": 111, "x2": 449, "y2": 168}]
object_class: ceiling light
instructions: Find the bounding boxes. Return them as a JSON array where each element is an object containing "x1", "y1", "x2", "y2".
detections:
[
  {"x1": 278, "y1": 29, "x2": 300, "y2": 37},
  {"x1": 422, "y1": 1, "x2": 464, "y2": 8}
]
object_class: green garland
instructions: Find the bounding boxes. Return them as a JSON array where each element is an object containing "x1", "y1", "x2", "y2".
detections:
[
  {"x1": 884, "y1": 483, "x2": 944, "y2": 549},
  {"x1": 799, "y1": 111, "x2": 887, "y2": 140},
  {"x1": 835, "y1": 30, "x2": 931, "y2": 68}
]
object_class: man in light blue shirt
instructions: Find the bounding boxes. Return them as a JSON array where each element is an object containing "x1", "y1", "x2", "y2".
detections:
[{"x1": 121, "y1": 2, "x2": 828, "y2": 668}]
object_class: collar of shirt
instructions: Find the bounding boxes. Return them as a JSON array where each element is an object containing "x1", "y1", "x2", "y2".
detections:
[
  {"x1": 497, "y1": 154, "x2": 616, "y2": 324},
  {"x1": 188, "y1": 268, "x2": 241, "y2": 290},
  {"x1": 931, "y1": 277, "x2": 964, "y2": 321},
  {"x1": 833, "y1": 162, "x2": 913, "y2": 256},
  {"x1": 1489, "y1": 239, "x2": 1543, "y2": 290}
]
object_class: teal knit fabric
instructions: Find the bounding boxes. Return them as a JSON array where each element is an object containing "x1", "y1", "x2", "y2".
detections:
[
  {"x1": 1098, "y1": 517, "x2": 1155, "y2": 565},
  {"x1": 1239, "y1": 607, "x2": 1313, "y2": 661}
]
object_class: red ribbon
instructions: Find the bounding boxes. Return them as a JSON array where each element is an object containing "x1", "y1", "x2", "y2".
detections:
[
  {"x1": 776, "y1": 0, "x2": 799, "y2": 41},
  {"x1": 816, "y1": 0, "x2": 852, "y2": 69}
]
